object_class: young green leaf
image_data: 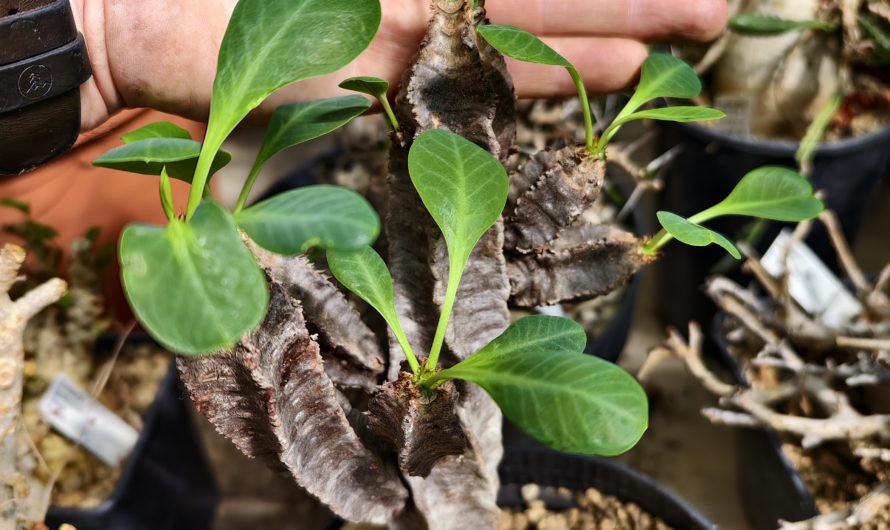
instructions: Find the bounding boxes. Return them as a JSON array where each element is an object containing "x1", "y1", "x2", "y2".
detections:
[
  {"x1": 644, "y1": 166, "x2": 823, "y2": 255},
  {"x1": 93, "y1": 139, "x2": 232, "y2": 184},
  {"x1": 339, "y1": 76, "x2": 390, "y2": 97},
  {"x1": 338, "y1": 77, "x2": 399, "y2": 131},
  {"x1": 159, "y1": 168, "x2": 176, "y2": 222},
  {"x1": 476, "y1": 25, "x2": 572, "y2": 67},
  {"x1": 235, "y1": 185, "x2": 379, "y2": 255},
  {"x1": 610, "y1": 106, "x2": 726, "y2": 128},
  {"x1": 119, "y1": 200, "x2": 269, "y2": 355},
  {"x1": 427, "y1": 316, "x2": 648, "y2": 456},
  {"x1": 408, "y1": 129, "x2": 509, "y2": 370},
  {"x1": 327, "y1": 246, "x2": 419, "y2": 373},
  {"x1": 477, "y1": 24, "x2": 595, "y2": 151},
  {"x1": 599, "y1": 54, "x2": 710, "y2": 150},
  {"x1": 655, "y1": 211, "x2": 741, "y2": 259},
  {"x1": 708, "y1": 166, "x2": 825, "y2": 221},
  {"x1": 188, "y1": 0, "x2": 382, "y2": 219},
  {"x1": 122, "y1": 121, "x2": 192, "y2": 143},
  {"x1": 729, "y1": 14, "x2": 837, "y2": 35},
  {"x1": 235, "y1": 96, "x2": 373, "y2": 212}
]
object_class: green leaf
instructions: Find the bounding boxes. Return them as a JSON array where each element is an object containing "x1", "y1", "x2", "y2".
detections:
[
  {"x1": 612, "y1": 106, "x2": 726, "y2": 128},
  {"x1": 327, "y1": 246, "x2": 418, "y2": 372},
  {"x1": 93, "y1": 139, "x2": 232, "y2": 184},
  {"x1": 627, "y1": 54, "x2": 702, "y2": 111},
  {"x1": 0, "y1": 198, "x2": 30, "y2": 214},
  {"x1": 235, "y1": 185, "x2": 379, "y2": 254},
  {"x1": 729, "y1": 14, "x2": 837, "y2": 35},
  {"x1": 476, "y1": 24, "x2": 572, "y2": 68},
  {"x1": 656, "y1": 211, "x2": 741, "y2": 259},
  {"x1": 339, "y1": 76, "x2": 389, "y2": 97},
  {"x1": 711, "y1": 166, "x2": 825, "y2": 221},
  {"x1": 159, "y1": 168, "x2": 176, "y2": 222},
  {"x1": 253, "y1": 96, "x2": 372, "y2": 177},
  {"x1": 122, "y1": 121, "x2": 192, "y2": 143},
  {"x1": 120, "y1": 201, "x2": 269, "y2": 355},
  {"x1": 408, "y1": 129, "x2": 508, "y2": 271},
  {"x1": 409, "y1": 128, "x2": 509, "y2": 370},
  {"x1": 600, "y1": 54, "x2": 704, "y2": 150},
  {"x1": 204, "y1": 0, "x2": 381, "y2": 154},
  {"x1": 430, "y1": 316, "x2": 648, "y2": 456}
]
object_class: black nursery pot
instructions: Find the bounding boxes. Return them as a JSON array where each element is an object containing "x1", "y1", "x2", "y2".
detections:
[
  {"x1": 656, "y1": 123, "x2": 890, "y2": 330},
  {"x1": 497, "y1": 449, "x2": 716, "y2": 530},
  {"x1": 710, "y1": 314, "x2": 819, "y2": 530},
  {"x1": 45, "y1": 336, "x2": 218, "y2": 530}
]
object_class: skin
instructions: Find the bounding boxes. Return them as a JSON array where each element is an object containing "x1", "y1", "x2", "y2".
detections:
[{"x1": 70, "y1": 0, "x2": 728, "y2": 132}]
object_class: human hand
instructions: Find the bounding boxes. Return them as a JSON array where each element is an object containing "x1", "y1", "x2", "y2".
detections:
[{"x1": 73, "y1": 0, "x2": 727, "y2": 132}]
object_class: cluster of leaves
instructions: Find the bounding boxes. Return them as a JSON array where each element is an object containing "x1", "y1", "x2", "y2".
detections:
[
  {"x1": 476, "y1": 25, "x2": 725, "y2": 154},
  {"x1": 94, "y1": 0, "x2": 385, "y2": 354},
  {"x1": 329, "y1": 129, "x2": 647, "y2": 456}
]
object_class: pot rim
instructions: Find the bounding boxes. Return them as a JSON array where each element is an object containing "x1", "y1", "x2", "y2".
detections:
[{"x1": 678, "y1": 122, "x2": 890, "y2": 158}]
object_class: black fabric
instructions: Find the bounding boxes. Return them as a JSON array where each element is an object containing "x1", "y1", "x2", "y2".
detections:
[{"x1": 0, "y1": 0, "x2": 90, "y2": 176}]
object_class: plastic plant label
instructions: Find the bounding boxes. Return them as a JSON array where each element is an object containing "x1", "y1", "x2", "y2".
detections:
[
  {"x1": 39, "y1": 374, "x2": 140, "y2": 466},
  {"x1": 761, "y1": 229, "x2": 863, "y2": 329}
]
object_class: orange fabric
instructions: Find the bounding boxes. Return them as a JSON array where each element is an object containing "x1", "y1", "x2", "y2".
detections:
[{"x1": 0, "y1": 109, "x2": 205, "y2": 318}]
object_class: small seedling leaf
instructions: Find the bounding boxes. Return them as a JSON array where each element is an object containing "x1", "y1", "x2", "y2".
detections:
[
  {"x1": 159, "y1": 168, "x2": 176, "y2": 222},
  {"x1": 252, "y1": 96, "x2": 372, "y2": 177},
  {"x1": 408, "y1": 129, "x2": 508, "y2": 273},
  {"x1": 729, "y1": 14, "x2": 836, "y2": 35},
  {"x1": 712, "y1": 166, "x2": 825, "y2": 221},
  {"x1": 430, "y1": 316, "x2": 648, "y2": 456},
  {"x1": 339, "y1": 76, "x2": 390, "y2": 97},
  {"x1": 612, "y1": 106, "x2": 726, "y2": 128},
  {"x1": 477, "y1": 25, "x2": 572, "y2": 68},
  {"x1": 122, "y1": 121, "x2": 193, "y2": 143},
  {"x1": 119, "y1": 200, "x2": 269, "y2": 355},
  {"x1": 235, "y1": 185, "x2": 379, "y2": 254},
  {"x1": 328, "y1": 246, "x2": 417, "y2": 370},
  {"x1": 93, "y1": 139, "x2": 232, "y2": 183},
  {"x1": 625, "y1": 54, "x2": 702, "y2": 112},
  {"x1": 656, "y1": 211, "x2": 741, "y2": 259}
]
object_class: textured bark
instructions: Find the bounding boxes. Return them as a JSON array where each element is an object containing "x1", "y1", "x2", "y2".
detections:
[
  {"x1": 251, "y1": 245, "x2": 385, "y2": 392},
  {"x1": 508, "y1": 224, "x2": 653, "y2": 307},
  {"x1": 0, "y1": 245, "x2": 66, "y2": 530},
  {"x1": 382, "y1": 1, "x2": 513, "y2": 527},
  {"x1": 178, "y1": 281, "x2": 407, "y2": 524},
  {"x1": 505, "y1": 146, "x2": 606, "y2": 253},
  {"x1": 369, "y1": 373, "x2": 470, "y2": 477}
]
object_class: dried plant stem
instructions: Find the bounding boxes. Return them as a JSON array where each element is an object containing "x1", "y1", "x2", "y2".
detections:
[
  {"x1": 0, "y1": 245, "x2": 66, "y2": 530},
  {"x1": 779, "y1": 482, "x2": 890, "y2": 530}
]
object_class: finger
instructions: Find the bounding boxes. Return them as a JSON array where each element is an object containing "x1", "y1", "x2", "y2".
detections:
[
  {"x1": 508, "y1": 37, "x2": 649, "y2": 98},
  {"x1": 487, "y1": 0, "x2": 728, "y2": 43}
]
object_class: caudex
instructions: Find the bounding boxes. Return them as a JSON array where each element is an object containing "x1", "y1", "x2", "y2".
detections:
[{"x1": 94, "y1": 0, "x2": 824, "y2": 526}]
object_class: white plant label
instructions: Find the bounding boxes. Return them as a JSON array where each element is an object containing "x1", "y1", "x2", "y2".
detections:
[
  {"x1": 39, "y1": 374, "x2": 140, "y2": 466},
  {"x1": 761, "y1": 229, "x2": 863, "y2": 329}
]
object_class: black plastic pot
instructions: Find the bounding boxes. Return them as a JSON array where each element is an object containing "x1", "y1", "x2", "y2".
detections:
[
  {"x1": 498, "y1": 449, "x2": 716, "y2": 530},
  {"x1": 45, "y1": 336, "x2": 218, "y2": 530},
  {"x1": 656, "y1": 123, "x2": 890, "y2": 330},
  {"x1": 710, "y1": 313, "x2": 819, "y2": 530}
]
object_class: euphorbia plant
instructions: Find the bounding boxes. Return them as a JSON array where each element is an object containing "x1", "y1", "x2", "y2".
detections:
[{"x1": 91, "y1": 0, "x2": 827, "y2": 528}]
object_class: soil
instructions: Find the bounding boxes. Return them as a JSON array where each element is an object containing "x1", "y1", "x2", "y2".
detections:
[
  {"x1": 20, "y1": 338, "x2": 169, "y2": 508},
  {"x1": 499, "y1": 483, "x2": 673, "y2": 530},
  {"x1": 340, "y1": 483, "x2": 674, "y2": 530}
]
